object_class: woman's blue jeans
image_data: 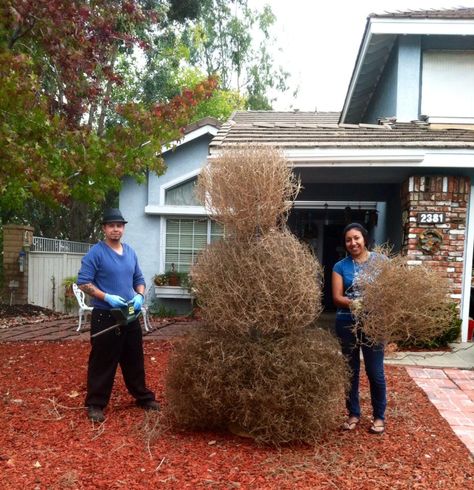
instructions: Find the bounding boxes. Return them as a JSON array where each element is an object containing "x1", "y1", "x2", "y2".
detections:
[{"x1": 335, "y1": 315, "x2": 386, "y2": 421}]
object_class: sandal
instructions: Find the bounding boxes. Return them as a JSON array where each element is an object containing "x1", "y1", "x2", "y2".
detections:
[
  {"x1": 369, "y1": 419, "x2": 385, "y2": 434},
  {"x1": 342, "y1": 416, "x2": 360, "y2": 431}
]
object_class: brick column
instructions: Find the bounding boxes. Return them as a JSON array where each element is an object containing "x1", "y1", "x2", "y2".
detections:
[
  {"x1": 2, "y1": 224, "x2": 34, "y2": 304},
  {"x1": 401, "y1": 176, "x2": 470, "y2": 302}
]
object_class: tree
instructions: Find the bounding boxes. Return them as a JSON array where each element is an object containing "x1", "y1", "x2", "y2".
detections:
[
  {"x1": 135, "y1": 1, "x2": 289, "y2": 113},
  {"x1": 1, "y1": 0, "x2": 288, "y2": 241},
  {"x1": 0, "y1": 0, "x2": 217, "y2": 237},
  {"x1": 161, "y1": 67, "x2": 247, "y2": 122},
  {"x1": 184, "y1": 0, "x2": 289, "y2": 110}
]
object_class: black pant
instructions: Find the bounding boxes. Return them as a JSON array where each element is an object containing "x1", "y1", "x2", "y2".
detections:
[{"x1": 85, "y1": 309, "x2": 155, "y2": 408}]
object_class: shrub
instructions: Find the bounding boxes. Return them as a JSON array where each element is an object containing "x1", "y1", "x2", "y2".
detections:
[
  {"x1": 148, "y1": 300, "x2": 177, "y2": 318},
  {"x1": 397, "y1": 303, "x2": 461, "y2": 349},
  {"x1": 61, "y1": 275, "x2": 77, "y2": 313}
]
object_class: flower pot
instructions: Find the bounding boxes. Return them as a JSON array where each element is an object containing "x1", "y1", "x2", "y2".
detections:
[{"x1": 168, "y1": 274, "x2": 180, "y2": 286}]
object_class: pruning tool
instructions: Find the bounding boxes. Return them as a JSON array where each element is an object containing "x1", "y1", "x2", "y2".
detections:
[{"x1": 91, "y1": 301, "x2": 142, "y2": 338}]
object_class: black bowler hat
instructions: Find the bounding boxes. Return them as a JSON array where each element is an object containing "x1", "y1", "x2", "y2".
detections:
[{"x1": 101, "y1": 208, "x2": 128, "y2": 224}]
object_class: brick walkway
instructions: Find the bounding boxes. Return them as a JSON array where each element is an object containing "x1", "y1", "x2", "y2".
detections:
[
  {"x1": 406, "y1": 367, "x2": 474, "y2": 456},
  {"x1": 0, "y1": 316, "x2": 199, "y2": 342}
]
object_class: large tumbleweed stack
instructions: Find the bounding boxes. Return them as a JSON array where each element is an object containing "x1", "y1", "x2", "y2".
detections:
[{"x1": 165, "y1": 147, "x2": 348, "y2": 445}]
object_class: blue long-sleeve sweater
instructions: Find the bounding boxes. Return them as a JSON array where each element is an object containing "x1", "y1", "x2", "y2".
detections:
[{"x1": 77, "y1": 241, "x2": 145, "y2": 309}]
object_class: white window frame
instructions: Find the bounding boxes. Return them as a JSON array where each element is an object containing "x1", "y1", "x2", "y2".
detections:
[
  {"x1": 145, "y1": 169, "x2": 207, "y2": 216},
  {"x1": 421, "y1": 50, "x2": 474, "y2": 123},
  {"x1": 158, "y1": 216, "x2": 223, "y2": 274}
]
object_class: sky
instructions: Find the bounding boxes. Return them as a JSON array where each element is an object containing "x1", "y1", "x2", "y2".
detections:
[{"x1": 248, "y1": 1, "x2": 474, "y2": 112}]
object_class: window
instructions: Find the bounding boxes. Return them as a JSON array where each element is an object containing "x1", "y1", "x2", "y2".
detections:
[
  {"x1": 165, "y1": 218, "x2": 224, "y2": 273},
  {"x1": 421, "y1": 51, "x2": 474, "y2": 120},
  {"x1": 165, "y1": 178, "x2": 200, "y2": 206}
]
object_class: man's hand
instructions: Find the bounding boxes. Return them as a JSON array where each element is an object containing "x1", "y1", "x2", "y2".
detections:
[
  {"x1": 132, "y1": 293, "x2": 144, "y2": 311},
  {"x1": 104, "y1": 294, "x2": 127, "y2": 308}
]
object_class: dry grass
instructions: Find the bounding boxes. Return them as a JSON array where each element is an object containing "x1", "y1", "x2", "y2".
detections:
[
  {"x1": 136, "y1": 410, "x2": 168, "y2": 458},
  {"x1": 196, "y1": 146, "x2": 300, "y2": 239},
  {"x1": 191, "y1": 229, "x2": 323, "y2": 336},
  {"x1": 165, "y1": 327, "x2": 349, "y2": 446},
  {"x1": 353, "y1": 254, "x2": 454, "y2": 345}
]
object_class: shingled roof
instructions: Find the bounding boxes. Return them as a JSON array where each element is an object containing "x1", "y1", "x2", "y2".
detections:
[
  {"x1": 370, "y1": 7, "x2": 474, "y2": 19},
  {"x1": 210, "y1": 111, "x2": 474, "y2": 150}
]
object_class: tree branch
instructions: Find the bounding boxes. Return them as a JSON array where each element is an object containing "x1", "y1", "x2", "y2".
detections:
[{"x1": 8, "y1": 20, "x2": 36, "y2": 49}]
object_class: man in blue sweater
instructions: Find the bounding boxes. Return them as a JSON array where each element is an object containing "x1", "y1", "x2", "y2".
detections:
[{"x1": 77, "y1": 208, "x2": 158, "y2": 422}]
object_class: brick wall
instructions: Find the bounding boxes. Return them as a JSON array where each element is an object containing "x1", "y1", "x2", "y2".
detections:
[
  {"x1": 401, "y1": 176, "x2": 470, "y2": 301},
  {"x1": 2, "y1": 224, "x2": 33, "y2": 304}
]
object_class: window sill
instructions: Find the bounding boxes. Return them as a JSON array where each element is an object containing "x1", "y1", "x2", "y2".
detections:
[
  {"x1": 425, "y1": 116, "x2": 474, "y2": 125},
  {"x1": 145, "y1": 205, "x2": 207, "y2": 216},
  {"x1": 154, "y1": 286, "x2": 194, "y2": 299}
]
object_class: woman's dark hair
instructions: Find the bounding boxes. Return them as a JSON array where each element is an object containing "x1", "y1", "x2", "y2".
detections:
[{"x1": 342, "y1": 222, "x2": 370, "y2": 250}]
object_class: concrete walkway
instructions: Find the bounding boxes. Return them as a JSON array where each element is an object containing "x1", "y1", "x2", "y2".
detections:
[
  {"x1": 385, "y1": 342, "x2": 474, "y2": 369},
  {"x1": 1, "y1": 318, "x2": 473, "y2": 455}
]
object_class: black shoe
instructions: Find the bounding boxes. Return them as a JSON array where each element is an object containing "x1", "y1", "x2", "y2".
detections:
[
  {"x1": 138, "y1": 400, "x2": 160, "y2": 411},
  {"x1": 87, "y1": 405, "x2": 105, "y2": 422}
]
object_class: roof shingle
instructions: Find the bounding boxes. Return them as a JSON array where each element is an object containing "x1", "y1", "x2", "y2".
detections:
[
  {"x1": 369, "y1": 7, "x2": 474, "y2": 19},
  {"x1": 210, "y1": 112, "x2": 474, "y2": 150}
]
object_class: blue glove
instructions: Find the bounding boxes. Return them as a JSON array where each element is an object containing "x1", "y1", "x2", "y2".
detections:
[
  {"x1": 132, "y1": 293, "x2": 144, "y2": 311},
  {"x1": 104, "y1": 294, "x2": 127, "y2": 308}
]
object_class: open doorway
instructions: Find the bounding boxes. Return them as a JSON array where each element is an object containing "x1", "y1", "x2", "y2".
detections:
[{"x1": 288, "y1": 206, "x2": 378, "y2": 310}]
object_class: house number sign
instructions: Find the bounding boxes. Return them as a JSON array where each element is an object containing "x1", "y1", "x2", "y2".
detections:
[{"x1": 416, "y1": 212, "x2": 445, "y2": 224}]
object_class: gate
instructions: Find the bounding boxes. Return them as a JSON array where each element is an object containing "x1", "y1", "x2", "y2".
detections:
[{"x1": 27, "y1": 237, "x2": 92, "y2": 312}]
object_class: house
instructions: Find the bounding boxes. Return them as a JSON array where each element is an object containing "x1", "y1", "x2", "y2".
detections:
[
  {"x1": 120, "y1": 8, "x2": 474, "y2": 340},
  {"x1": 120, "y1": 117, "x2": 222, "y2": 313}
]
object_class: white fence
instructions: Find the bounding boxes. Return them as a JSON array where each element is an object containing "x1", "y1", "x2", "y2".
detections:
[
  {"x1": 32, "y1": 236, "x2": 92, "y2": 254},
  {"x1": 28, "y1": 237, "x2": 91, "y2": 312}
]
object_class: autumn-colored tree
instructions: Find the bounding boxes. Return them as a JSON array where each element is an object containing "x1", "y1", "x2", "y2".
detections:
[{"x1": 0, "y1": 1, "x2": 217, "y2": 237}]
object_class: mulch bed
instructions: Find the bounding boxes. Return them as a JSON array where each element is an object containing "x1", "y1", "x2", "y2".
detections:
[{"x1": 0, "y1": 340, "x2": 473, "y2": 489}]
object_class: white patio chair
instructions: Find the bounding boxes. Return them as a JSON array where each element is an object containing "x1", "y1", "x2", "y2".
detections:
[
  {"x1": 140, "y1": 286, "x2": 151, "y2": 332},
  {"x1": 72, "y1": 283, "x2": 93, "y2": 332}
]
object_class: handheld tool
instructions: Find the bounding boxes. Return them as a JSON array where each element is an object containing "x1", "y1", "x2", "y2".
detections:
[{"x1": 91, "y1": 301, "x2": 142, "y2": 338}]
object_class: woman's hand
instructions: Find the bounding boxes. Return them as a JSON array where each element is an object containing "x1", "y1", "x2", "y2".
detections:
[{"x1": 350, "y1": 298, "x2": 363, "y2": 314}]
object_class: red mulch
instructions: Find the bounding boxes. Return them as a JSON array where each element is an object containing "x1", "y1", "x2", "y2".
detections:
[{"x1": 0, "y1": 340, "x2": 473, "y2": 490}]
